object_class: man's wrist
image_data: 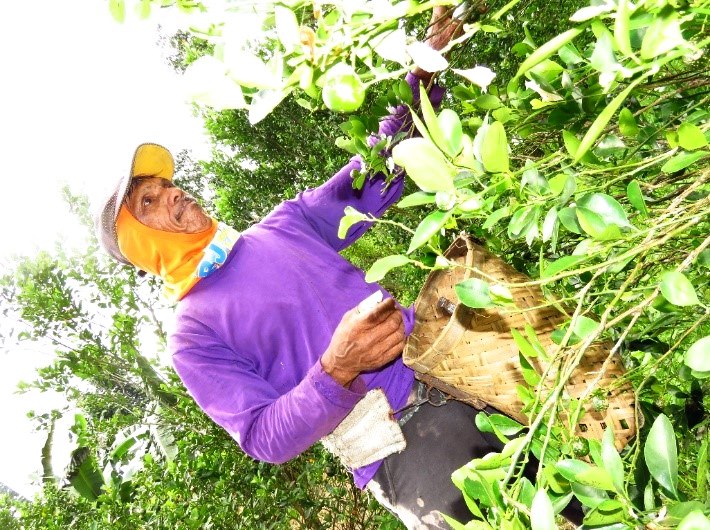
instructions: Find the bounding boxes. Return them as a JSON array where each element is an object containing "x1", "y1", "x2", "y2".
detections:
[{"x1": 320, "y1": 354, "x2": 358, "y2": 388}]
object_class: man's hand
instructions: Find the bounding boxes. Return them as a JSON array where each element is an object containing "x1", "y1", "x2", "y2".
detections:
[
  {"x1": 321, "y1": 297, "x2": 405, "y2": 387},
  {"x1": 411, "y1": 5, "x2": 466, "y2": 81}
]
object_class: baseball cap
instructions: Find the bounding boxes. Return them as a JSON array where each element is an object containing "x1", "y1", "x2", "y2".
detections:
[{"x1": 95, "y1": 143, "x2": 175, "y2": 265}]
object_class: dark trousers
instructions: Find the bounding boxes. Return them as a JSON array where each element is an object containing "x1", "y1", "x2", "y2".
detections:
[{"x1": 367, "y1": 385, "x2": 584, "y2": 529}]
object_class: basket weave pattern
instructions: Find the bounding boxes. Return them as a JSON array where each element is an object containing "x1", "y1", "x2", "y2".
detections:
[{"x1": 403, "y1": 235, "x2": 636, "y2": 449}]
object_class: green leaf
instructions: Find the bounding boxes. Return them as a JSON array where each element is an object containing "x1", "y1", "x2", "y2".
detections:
[
  {"x1": 661, "y1": 151, "x2": 707, "y2": 173},
  {"x1": 677, "y1": 123, "x2": 708, "y2": 151},
  {"x1": 590, "y1": 31, "x2": 618, "y2": 74},
  {"x1": 660, "y1": 271, "x2": 699, "y2": 306},
  {"x1": 474, "y1": 94, "x2": 502, "y2": 110},
  {"x1": 374, "y1": 28, "x2": 408, "y2": 66},
  {"x1": 558, "y1": 206, "x2": 582, "y2": 234},
  {"x1": 419, "y1": 83, "x2": 450, "y2": 155},
  {"x1": 519, "y1": 351, "x2": 541, "y2": 386},
  {"x1": 407, "y1": 210, "x2": 452, "y2": 254},
  {"x1": 626, "y1": 180, "x2": 648, "y2": 216},
  {"x1": 508, "y1": 205, "x2": 540, "y2": 240},
  {"x1": 542, "y1": 255, "x2": 588, "y2": 278},
  {"x1": 488, "y1": 414, "x2": 525, "y2": 437},
  {"x1": 684, "y1": 336, "x2": 710, "y2": 371},
  {"x1": 135, "y1": 0, "x2": 151, "y2": 19},
  {"x1": 490, "y1": 284, "x2": 514, "y2": 306},
  {"x1": 249, "y1": 88, "x2": 288, "y2": 124},
  {"x1": 584, "y1": 499, "x2": 625, "y2": 526},
  {"x1": 516, "y1": 25, "x2": 586, "y2": 78},
  {"x1": 677, "y1": 511, "x2": 710, "y2": 530},
  {"x1": 321, "y1": 64, "x2": 365, "y2": 113},
  {"x1": 640, "y1": 11, "x2": 687, "y2": 60},
  {"x1": 644, "y1": 413, "x2": 679, "y2": 498},
  {"x1": 274, "y1": 6, "x2": 300, "y2": 53},
  {"x1": 521, "y1": 164, "x2": 549, "y2": 193},
  {"x1": 337, "y1": 206, "x2": 368, "y2": 239},
  {"x1": 408, "y1": 42, "x2": 448, "y2": 73},
  {"x1": 409, "y1": 104, "x2": 434, "y2": 143},
  {"x1": 525, "y1": 325, "x2": 549, "y2": 360},
  {"x1": 576, "y1": 207, "x2": 622, "y2": 240},
  {"x1": 698, "y1": 436, "x2": 709, "y2": 500},
  {"x1": 614, "y1": 0, "x2": 633, "y2": 57},
  {"x1": 575, "y1": 80, "x2": 641, "y2": 163},
  {"x1": 556, "y1": 459, "x2": 616, "y2": 491},
  {"x1": 391, "y1": 138, "x2": 455, "y2": 193},
  {"x1": 397, "y1": 191, "x2": 436, "y2": 208},
  {"x1": 572, "y1": 315, "x2": 599, "y2": 339},
  {"x1": 365, "y1": 255, "x2": 412, "y2": 283},
  {"x1": 481, "y1": 121, "x2": 509, "y2": 173},
  {"x1": 398, "y1": 78, "x2": 413, "y2": 105},
  {"x1": 618, "y1": 108, "x2": 639, "y2": 137},
  {"x1": 482, "y1": 207, "x2": 510, "y2": 230},
  {"x1": 563, "y1": 131, "x2": 599, "y2": 165},
  {"x1": 110, "y1": 436, "x2": 138, "y2": 461},
  {"x1": 601, "y1": 427, "x2": 625, "y2": 494},
  {"x1": 437, "y1": 109, "x2": 464, "y2": 157},
  {"x1": 67, "y1": 448, "x2": 104, "y2": 501},
  {"x1": 571, "y1": 482, "x2": 609, "y2": 509},
  {"x1": 552, "y1": 315, "x2": 599, "y2": 345},
  {"x1": 664, "y1": 502, "x2": 709, "y2": 526},
  {"x1": 455, "y1": 278, "x2": 494, "y2": 309},
  {"x1": 512, "y1": 328, "x2": 539, "y2": 358},
  {"x1": 108, "y1": 0, "x2": 126, "y2": 22},
  {"x1": 542, "y1": 207, "x2": 558, "y2": 243},
  {"x1": 577, "y1": 193, "x2": 632, "y2": 229},
  {"x1": 531, "y1": 489, "x2": 556, "y2": 530}
]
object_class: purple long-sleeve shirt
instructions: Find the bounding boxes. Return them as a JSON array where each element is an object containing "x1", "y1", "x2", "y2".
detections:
[{"x1": 170, "y1": 73, "x2": 444, "y2": 489}]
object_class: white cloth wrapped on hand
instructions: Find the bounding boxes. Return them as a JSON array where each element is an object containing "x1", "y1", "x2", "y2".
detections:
[{"x1": 321, "y1": 388, "x2": 406, "y2": 469}]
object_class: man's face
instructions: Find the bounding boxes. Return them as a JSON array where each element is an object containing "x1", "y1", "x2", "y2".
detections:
[{"x1": 125, "y1": 177, "x2": 212, "y2": 234}]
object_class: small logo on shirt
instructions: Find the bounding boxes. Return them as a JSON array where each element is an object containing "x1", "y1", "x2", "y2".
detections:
[{"x1": 196, "y1": 223, "x2": 241, "y2": 278}]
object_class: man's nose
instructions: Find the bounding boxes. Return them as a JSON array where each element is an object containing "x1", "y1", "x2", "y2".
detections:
[{"x1": 165, "y1": 186, "x2": 184, "y2": 205}]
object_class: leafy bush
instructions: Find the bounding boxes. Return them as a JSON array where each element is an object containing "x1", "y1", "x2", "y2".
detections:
[{"x1": 162, "y1": 0, "x2": 708, "y2": 527}]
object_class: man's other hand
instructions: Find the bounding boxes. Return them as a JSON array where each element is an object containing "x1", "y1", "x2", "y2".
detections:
[
  {"x1": 321, "y1": 297, "x2": 405, "y2": 387},
  {"x1": 411, "y1": 5, "x2": 466, "y2": 81}
]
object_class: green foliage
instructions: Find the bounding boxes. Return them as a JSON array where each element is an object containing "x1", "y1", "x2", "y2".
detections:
[
  {"x1": 200, "y1": 96, "x2": 347, "y2": 229},
  {"x1": 2, "y1": 192, "x2": 399, "y2": 529},
  {"x1": 2, "y1": 391, "x2": 399, "y2": 529},
  {"x1": 33, "y1": 0, "x2": 710, "y2": 527},
  {"x1": 159, "y1": 0, "x2": 709, "y2": 528}
]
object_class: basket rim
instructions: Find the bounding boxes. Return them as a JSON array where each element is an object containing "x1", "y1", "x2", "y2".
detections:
[{"x1": 403, "y1": 234, "x2": 475, "y2": 370}]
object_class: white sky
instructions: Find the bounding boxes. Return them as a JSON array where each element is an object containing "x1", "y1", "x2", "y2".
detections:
[{"x1": 0, "y1": 0, "x2": 212, "y2": 498}]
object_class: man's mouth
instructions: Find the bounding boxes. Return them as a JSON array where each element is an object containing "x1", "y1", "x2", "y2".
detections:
[{"x1": 175, "y1": 197, "x2": 196, "y2": 222}]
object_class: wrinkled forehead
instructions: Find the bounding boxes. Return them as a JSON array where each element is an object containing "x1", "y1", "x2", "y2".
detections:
[{"x1": 125, "y1": 176, "x2": 172, "y2": 202}]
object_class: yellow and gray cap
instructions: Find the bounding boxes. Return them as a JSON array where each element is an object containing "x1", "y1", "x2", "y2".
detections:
[{"x1": 95, "y1": 143, "x2": 175, "y2": 265}]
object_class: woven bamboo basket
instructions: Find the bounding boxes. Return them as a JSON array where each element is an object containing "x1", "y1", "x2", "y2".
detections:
[{"x1": 403, "y1": 234, "x2": 637, "y2": 450}]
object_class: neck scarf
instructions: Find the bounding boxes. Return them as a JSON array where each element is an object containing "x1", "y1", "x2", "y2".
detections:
[{"x1": 115, "y1": 205, "x2": 241, "y2": 301}]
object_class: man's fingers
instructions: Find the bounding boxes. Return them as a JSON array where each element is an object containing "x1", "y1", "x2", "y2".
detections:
[
  {"x1": 367, "y1": 313, "x2": 405, "y2": 350},
  {"x1": 379, "y1": 338, "x2": 407, "y2": 365},
  {"x1": 358, "y1": 296, "x2": 397, "y2": 322}
]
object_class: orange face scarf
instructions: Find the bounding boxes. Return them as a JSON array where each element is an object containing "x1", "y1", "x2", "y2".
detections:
[{"x1": 115, "y1": 205, "x2": 240, "y2": 301}]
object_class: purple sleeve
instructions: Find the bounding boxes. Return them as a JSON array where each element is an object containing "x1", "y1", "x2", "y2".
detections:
[
  {"x1": 173, "y1": 347, "x2": 368, "y2": 464},
  {"x1": 294, "y1": 73, "x2": 445, "y2": 251}
]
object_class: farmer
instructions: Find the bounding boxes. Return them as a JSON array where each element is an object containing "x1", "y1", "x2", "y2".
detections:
[{"x1": 95, "y1": 9, "x2": 578, "y2": 530}]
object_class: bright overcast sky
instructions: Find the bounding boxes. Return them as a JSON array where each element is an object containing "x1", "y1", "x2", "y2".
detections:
[
  {"x1": 0, "y1": 0, "x2": 211, "y2": 267},
  {"x1": 0, "y1": 0, "x2": 214, "y2": 498}
]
